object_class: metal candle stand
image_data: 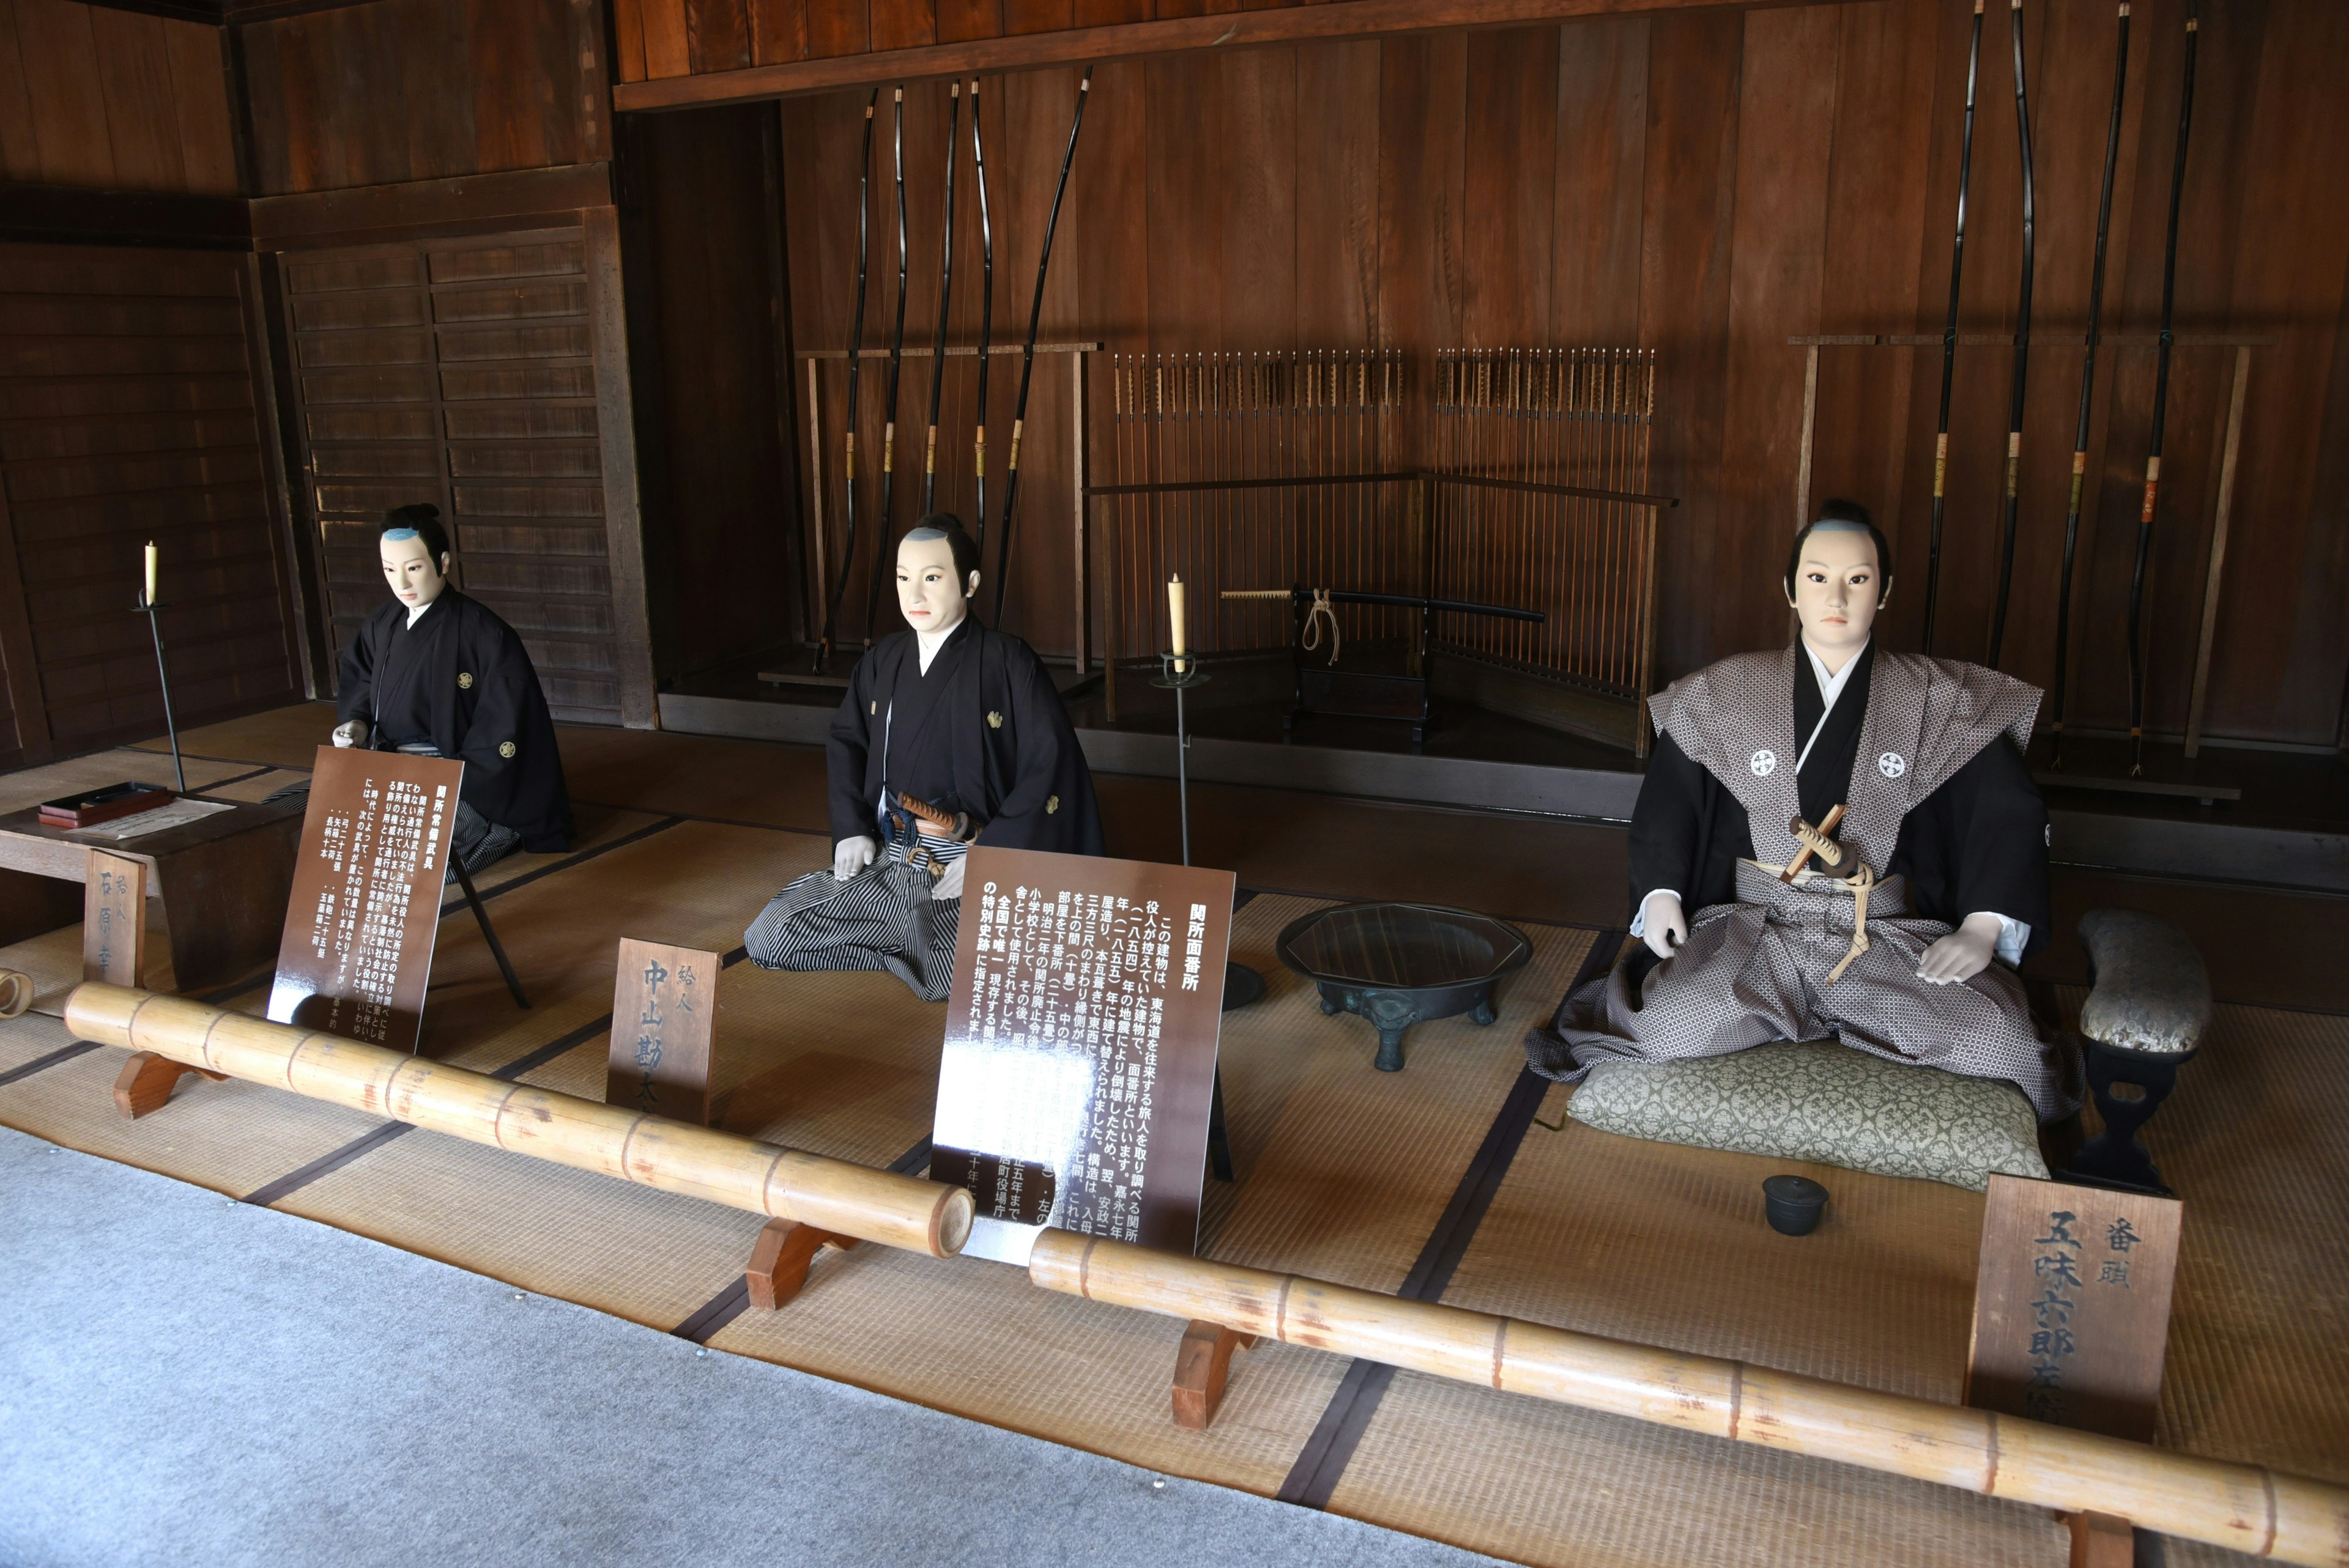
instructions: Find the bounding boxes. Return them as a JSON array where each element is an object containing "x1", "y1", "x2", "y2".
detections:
[
  {"x1": 1151, "y1": 648, "x2": 1256, "y2": 1183},
  {"x1": 134, "y1": 592, "x2": 187, "y2": 793}
]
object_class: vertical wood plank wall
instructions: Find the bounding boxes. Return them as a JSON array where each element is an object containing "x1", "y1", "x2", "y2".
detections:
[
  {"x1": 0, "y1": 245, "x2": 302, "y2": 766},
  {"x1": 237, "y1": 0, "x2": 609, "y2": 196},
  {"x1": 766, "y1": 0, "x2": 2349, "y2": 749},
  {"x1": 0, "y1": 0, "x2": 239, "y2": 195}
]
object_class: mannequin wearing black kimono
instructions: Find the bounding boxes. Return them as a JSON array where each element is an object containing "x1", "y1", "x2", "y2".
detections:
[
  {"x1": 336, "y1": 588, "x2": 574, "y2": 867},
  {"x1": 746, "y1": 522, "x2": 1102, "y2": 1000}
]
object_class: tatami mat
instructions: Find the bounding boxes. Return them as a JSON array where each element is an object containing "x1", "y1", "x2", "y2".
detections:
[
  {"x1": 6, "y1": 703, "x2": 2345, "y2": 1568},
  {"x1": 1327, "y1": 1368, "x2": 2071, "y2": 1568},
  {"x1": 0, "y1": 1013, "x2": 387, "y2": 1197},
  {"x1": 1206, "y1": 897, "x2": 1590, "y2": 1290},
  {"x1": 713, "y1": 1242, "x2": 1354, "y2": 1495},
  {"x1": 128, "y1": 701, "x2": 340, "y2": 770}
]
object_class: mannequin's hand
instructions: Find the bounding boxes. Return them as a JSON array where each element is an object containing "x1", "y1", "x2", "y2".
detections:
[
  {"x1": 332, "y1": 720, "x2": 367, "y2": 749},
  {"x1": 1918, "y1": 912, "x2": 2005, "y2": 985},
  {"x1": 833, "y1": 836, "x2": 877, "y2": 881},
  {"x1": 933, "y1": 855, "x2": 967, "y2": 901},
  {"x1": 1641, "y1": 892, "x2": 1688, "y2": 961}
]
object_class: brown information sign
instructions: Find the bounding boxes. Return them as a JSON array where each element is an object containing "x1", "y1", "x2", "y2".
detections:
[
  {"x1": 267, "y1": 747, "x2": 459, "y2": 1054},
  {"x1": 932, "y1": 846, "x2": 1235, "y2": 1266},
  {"x1": 604, "y1": 938, "x2": 719, "y2": 1126},
  {"x1": 82, "y1": 849, "x2": 147, "y2": 986},
  {"x1": 1966, "y1": 1173, "x2": 2183, "y2": 1443}
]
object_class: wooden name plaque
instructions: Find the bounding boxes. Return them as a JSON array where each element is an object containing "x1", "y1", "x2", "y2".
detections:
[
  {"x1": 932, "y1": 846, "x2": 1235, "y2": 1267},
  {"x1": 267, "y1": 747, "x2": 461, "y2": 1054},
  {"x1": 604, "y1": 939, "x2": 719, "y2": 1126},
  {"x1": 1966, "y1": 1173, "x2": 2184, "y2": 1443},
  {"x1": 82, "y1": 849, "x2": 147, "y2": 986}
]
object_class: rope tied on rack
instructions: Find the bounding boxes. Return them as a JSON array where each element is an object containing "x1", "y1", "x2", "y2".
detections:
[{"x1": 1301, "y1": 589, "x2": 1341, "y2": 666}]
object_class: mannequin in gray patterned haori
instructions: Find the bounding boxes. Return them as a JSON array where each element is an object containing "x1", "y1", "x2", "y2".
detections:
[{"x1": 1530, "y1": 500, "x2": 2079, "y2": 1120}]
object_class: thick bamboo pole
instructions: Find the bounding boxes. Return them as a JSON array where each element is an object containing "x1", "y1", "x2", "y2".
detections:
[
  {"x1": 67, "y1": 985, "x2": 973, "y2": 1259},
  {"x1": 1031, "y1": 1232, "x2": 2349, "y2": 1566}
]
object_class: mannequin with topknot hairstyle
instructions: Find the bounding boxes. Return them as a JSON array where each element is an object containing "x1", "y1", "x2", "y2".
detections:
[
  {"x1": 330, "y1": 501, "x2": 573, "y2": 876},
  {"x1": 743, "y1": 512, "x2": 1101, "y2": 1001},
  {"x1": 1529, "y1": 495, "x2": 2078, "y2": 1124}
]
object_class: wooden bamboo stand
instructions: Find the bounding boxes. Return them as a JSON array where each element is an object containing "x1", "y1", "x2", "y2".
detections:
[
  {"x1": 1170, "y1": 1319, "x2": 1253, "y2": 1430},
  {"x1": 744, "y1": 1218, "x2": 861, "y2": 1310},
  {"x1": 1789, "y1": 333, "x2": 2267, "y2": 757},
  {"x1": 66, "y1": 983, "x2": 974, "y2": 1261},
  {"x1": 1030, "y1": 1231, "x2": 2349, "y2": 1567}
]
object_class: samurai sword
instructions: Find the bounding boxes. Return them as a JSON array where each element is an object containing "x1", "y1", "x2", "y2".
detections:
[
  {"x1": 815, "y1": 90, "x2": 878, "y2": 675},
  {"x1": 991, "y1": 67, "x2": 1093, "y2": 625},
  {"x1": 861, "y1": 88, "x2": 914, "y2": 647},
  {"x1": 1985, "y1": 0, "x2": 2036, "y2": 671},
  {"x1": 2128, "y1": 0, "x2": 2199, "y2": 777},
  {"x1": 1923, "y1": 0, "x2": 1987, "y2": 657},
  {"x1": 2049, "y1": 1, "x2": 2131, "y2": 767},
  {"x1": 920, "y1": 82, "x2": 960, "y2": 515},
  {"x1": 1220, "y1": 587, "x2": 1545, "y2": 623},
  {"x1": 969, "y1": 78, "x2": 996, "y2": 555}
]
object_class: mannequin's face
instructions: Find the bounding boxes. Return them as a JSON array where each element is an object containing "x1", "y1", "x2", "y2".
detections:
[
  {"x1": 896, "y1": 534, "x2": 978, "y2": 634},
  {"x1": 1787, "y1": 525, "x2": 1884, "y2": 668},
  {"x1": 381, "y1": 534, "x2": 449, "y2": 610}
]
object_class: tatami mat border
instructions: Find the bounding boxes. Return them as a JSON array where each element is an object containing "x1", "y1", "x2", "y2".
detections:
[
  {"x1": 670, "y1": 1134, "x2": 937, "y2": 1347},
  {"x1": 1279, "y1": 930, "x2": 1624, "y2": 1509}
]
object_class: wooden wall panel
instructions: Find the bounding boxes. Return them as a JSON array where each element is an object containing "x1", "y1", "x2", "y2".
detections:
[
  {"x1": 277, "y1": 225, "x2": 639, "y2": 723},
  {"x1": 0, "y1": 243, "x2": 302, "y2": 756},
  {"x1": 0, "y1": 0, "x2": 237, "y2": 196},
  {"x1": 746, "y1": 0, "x2": 2349, "y2": 745},
  {"x1": 240, "y1": 0, "x2": 598, "y2": 197},
  {"x1": 634, "y1": 105, "x2": 793, "y2": 677}
]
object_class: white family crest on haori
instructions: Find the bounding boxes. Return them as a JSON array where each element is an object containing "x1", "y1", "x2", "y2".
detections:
[
  {"x1": 1750, "y1": 749, "x2": 1777, "y2": 777},
  {"x1": 1877, "y1": 751, "x2": 1907, "y2": 779}
]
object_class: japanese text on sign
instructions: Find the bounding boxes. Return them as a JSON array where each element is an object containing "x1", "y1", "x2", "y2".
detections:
[
  {"x1": 932, "y1": 848, "x2": 1235, "y2": 1267},
  {"x1": 268, "y1": 748, "x2": 461, "y2": 1056}
]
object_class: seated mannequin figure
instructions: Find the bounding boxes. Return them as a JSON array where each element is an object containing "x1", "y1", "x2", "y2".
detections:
[
  {"x1": 744, "y1": 516, "x2": 1104, "y2": 1000},
  {"x1": 330, "y1": 504, "x2": 574, "y2": 879},
  {"x1": 1531, "y1": 500, "x2": 2079, "y2": 1120}
]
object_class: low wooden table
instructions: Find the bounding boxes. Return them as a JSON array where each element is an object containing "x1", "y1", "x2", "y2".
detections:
[{"x1": 0, "y1": 797, "x2": 305, "y2": 992}]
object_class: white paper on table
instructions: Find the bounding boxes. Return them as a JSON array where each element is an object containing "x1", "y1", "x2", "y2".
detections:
[{"x1": 68, "y1": 797, "x2": 237, "y2": 840}]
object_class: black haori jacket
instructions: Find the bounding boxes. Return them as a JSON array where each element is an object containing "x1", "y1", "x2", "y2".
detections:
[
  {"x1": 828, "y1": 619, "x2": 1104, "y2": 858},
  {"x1": 335, "y1": 590, "x2": 574, "y2": 852}
]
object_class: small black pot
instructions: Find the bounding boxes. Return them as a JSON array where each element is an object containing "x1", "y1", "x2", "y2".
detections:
[{"x1": 1762, "y1": 1175, "x2": 1830, "y2": 1237}]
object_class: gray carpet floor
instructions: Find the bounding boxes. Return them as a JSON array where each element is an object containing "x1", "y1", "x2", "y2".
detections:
[{"x1": 0, "y1": 1126, "x2": 1499, "y2": 1568}]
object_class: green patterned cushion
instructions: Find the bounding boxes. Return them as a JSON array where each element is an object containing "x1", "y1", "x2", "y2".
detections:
[{"x1": 1567, "y1": 1040, "x2": 2047, "y2": 1192}]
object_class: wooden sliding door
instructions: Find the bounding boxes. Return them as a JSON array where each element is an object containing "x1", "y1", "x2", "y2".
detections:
[{"x1": 276, "y1": 220, "x2": 652, "y2": 727}]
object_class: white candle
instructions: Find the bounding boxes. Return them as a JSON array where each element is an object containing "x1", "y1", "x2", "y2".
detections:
[
  {"x1": 143, "y1": 542, "x2": 156, "y2": 606},
  {"x1": 1168, "y1": 575, "x2": 1188, "y2": 672}
]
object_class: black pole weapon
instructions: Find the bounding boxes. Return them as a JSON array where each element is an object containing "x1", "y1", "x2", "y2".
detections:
[
  {"x1": 815, "y1": 91, "x2": 878, "y2": 674},
  {"x1": 991, "y1": 67, "x2": 1093, "y2": 626},
  {"x1": 1923, "y1": 0, "x2": 1986, "y2": 657},
  {"x1": 921, "y1": 82, "x2": 960, "y2": 516},
  {"x1": 2049, "y1": 1, "x2": 2131, "y2": 767},
  {"x1": 861, "y1": 88, "x2": 913, "y2": 647},
  {"x1": 970, "y1": 78, "x2": 996, "y2": 558},
  {"x1": 2128, "y1": 0, "x2": 2198, "y2": 777},
  {"x1": 1985, "y1": 0, "x2": 2036, "y2": 670}
]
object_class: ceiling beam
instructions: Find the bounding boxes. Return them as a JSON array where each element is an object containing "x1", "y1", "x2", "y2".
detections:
[{"x1": 612, "y1": 0, "x2": 1786, "y2": 112}]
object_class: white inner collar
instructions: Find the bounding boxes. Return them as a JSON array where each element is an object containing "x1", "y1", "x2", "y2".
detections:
[
  {"x1": 1794, "y1": 637, "x2": 1867, "y2": 774},
  {"x1": 405, "y1": 597, "x2": 437, "y2": 629},
  {"x1": 915, "y1": 621, "x2": 957, "y2": 674}
]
